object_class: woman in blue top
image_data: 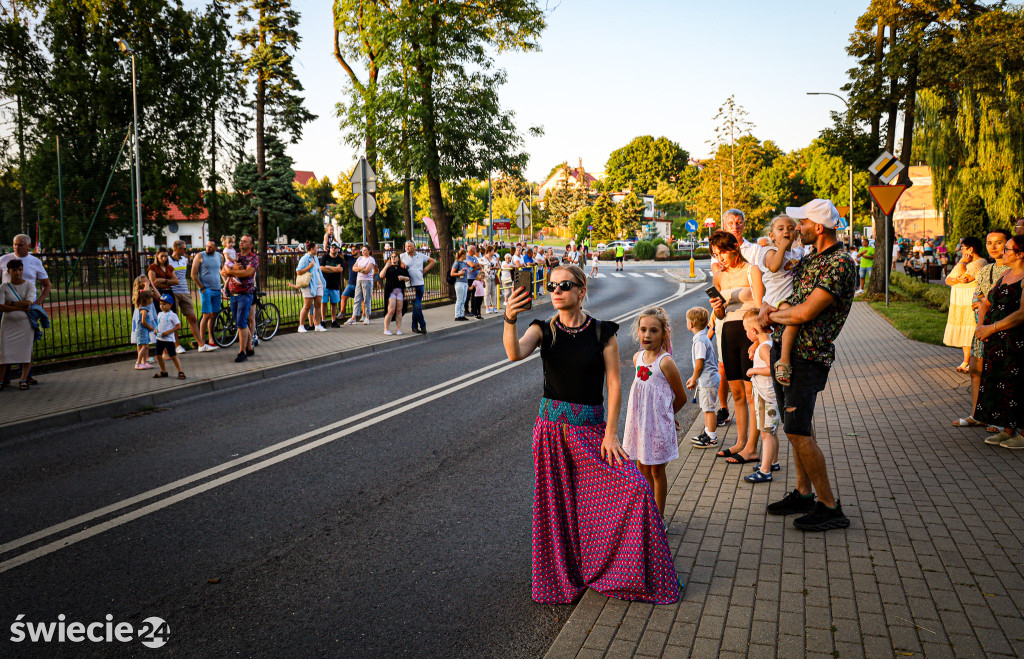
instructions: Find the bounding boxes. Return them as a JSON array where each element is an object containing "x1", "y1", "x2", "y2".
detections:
[{"x1": 297, "y1": 241, "x2": 326, "y2": 332}]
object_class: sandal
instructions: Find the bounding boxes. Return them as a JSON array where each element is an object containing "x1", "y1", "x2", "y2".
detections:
[
  {"x1": 744, "y1": 470, "x2": 773, "y2": 483},
  {"x1": 952, "y1": 417, "x2": 983, "y2": 427},
  {"x1": 177, "y1": 372, "x2": 186, "y2": 380},
  {"x1": 153, "y1": 372, "x2": 168, "y2": 379},
  {"x1": 956, "y1": 362, "x2": 969, "y2": 373},
  {"x1": 753, "y1": 462, "x2": 782, "y2": 472},
  {"x1": 18, "y1": 380, "x2": 29, "y2": 390},
  {"x1": 726, "y1": 454, "x2": 757, "y2": 465},
  {"x1": 774, "y1": 362, "x2": 792, "y2": 386},
  {"x1": 716, "y1": 448, "x2": 738, "y2": 458}
]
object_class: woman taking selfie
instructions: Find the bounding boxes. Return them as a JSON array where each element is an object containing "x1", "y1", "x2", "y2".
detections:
[{"x1": 502, "y1": 265, "x2": 680, "y2": 605}]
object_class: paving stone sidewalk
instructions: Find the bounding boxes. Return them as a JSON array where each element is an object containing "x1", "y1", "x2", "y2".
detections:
[
  {"x1": 0, "y1": 304, "x2": 484, "y2": 436},
  {"x1": 546, "y1": 302, "x2": 1024, "y2": 659}
]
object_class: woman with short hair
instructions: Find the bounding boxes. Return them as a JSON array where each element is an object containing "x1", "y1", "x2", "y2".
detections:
[
  {"x1": 296, "y1": 241, "x2": 326, "y2": 332},
  {"x1": 502, "y1": 265, "x2": 679, "y2": 605},
  {"x1": 451, "y1": 249, "x2": 469, "y2": 321}
]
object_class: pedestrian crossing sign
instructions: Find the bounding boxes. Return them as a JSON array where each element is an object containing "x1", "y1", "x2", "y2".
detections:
[{"x1": 868, "y1": 151, "x2": 905, "y2": 185}]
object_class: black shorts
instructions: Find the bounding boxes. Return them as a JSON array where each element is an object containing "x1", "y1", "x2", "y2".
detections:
[
  {"x1": 155, "y1": 340, "x2": 176, "y2": 358},
  {"x1": 770, "y1": 343, "x2": 831, "y2": 436},
  {"x1": 615, "y1": 256, "x2": 623, "y2": 263},
  {"x1": 721, "y1": 320, "x2": 753, "y2": 382}
]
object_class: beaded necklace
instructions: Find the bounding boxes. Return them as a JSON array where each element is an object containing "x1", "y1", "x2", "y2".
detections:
[{"x1": 554, "y1": 315, "x2": 591, "y2": 335}]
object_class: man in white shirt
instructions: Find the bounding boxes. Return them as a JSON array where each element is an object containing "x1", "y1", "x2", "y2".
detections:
[
  {"x1": 723, "y1": 209, "x2": 762, "y2": 265},
  {"x1": 1, "y1": 234, "x2": 51, "y2": 386},
  {"x1": 400, "y1": 240, "x2": 436, "y2": 334}
]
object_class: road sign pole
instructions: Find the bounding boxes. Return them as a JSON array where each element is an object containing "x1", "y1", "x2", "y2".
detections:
[
  {"x1": 885, "y1": 212, "x2": 890, "y2": 307},
  {"x1": 360, "y1": 158, "x2": 368, "y2": 245}
]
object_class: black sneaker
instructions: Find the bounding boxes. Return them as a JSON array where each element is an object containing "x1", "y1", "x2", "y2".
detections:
[
  {"x1": 716, "y1": 408, "x2": 730, "y2": 426},
  {"x1": 455, "y1": 317, "x2": 469, "y2": 321},
  {"x1": 767, "y1": 489, "x2": 816, "y2": 516},
  {"x1": 331, "y1": 320, "x2": 340, "y2": 328},
  {"x1": 691, "y1": 432, "x2": 718, "y2": 448},
  {"x1": 793, "y1": 500, "x2": 851, "y2": 531},
  {"x1": 245, "y1": 349, "x2": 255, "y2": 357},
  {"x1": 234, "y1": 352, "x2": 248, "y2": 363}
]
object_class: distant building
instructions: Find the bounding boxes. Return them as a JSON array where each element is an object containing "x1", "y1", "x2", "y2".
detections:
[
  {"x1": 293, "y1": 170, "x2": 318, "y2": 186},
  {"x1": 889, "y1": 166, "x2": 943, "y2": 240},
  {"x1": 107, "y1": 202, "x2": 209, "y2": 250},
  {"x1": 538, "y1": 163, "x2": 599, "y2": 198}
]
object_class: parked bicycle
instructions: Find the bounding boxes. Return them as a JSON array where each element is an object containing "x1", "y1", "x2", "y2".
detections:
[{"x1": 211, "y1": 291, "x2": 281, "y2": 348}]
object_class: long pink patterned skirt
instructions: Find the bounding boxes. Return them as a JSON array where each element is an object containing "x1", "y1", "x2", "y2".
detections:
[{"x1": 531, "y1": 398, "x2": 681, "y2": 604}]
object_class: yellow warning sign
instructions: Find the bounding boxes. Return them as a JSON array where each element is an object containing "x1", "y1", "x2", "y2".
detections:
[{"x1": 869, "y1": 185, "x2": 906, "y2": 216}]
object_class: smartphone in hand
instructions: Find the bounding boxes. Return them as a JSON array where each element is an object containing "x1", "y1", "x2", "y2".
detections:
[
  {"x1": 704, "y1": 285, "x2": 727, "y2": 305},
  {"x1": 516, "y1": 269, "x2": 533, "y2": 310}
]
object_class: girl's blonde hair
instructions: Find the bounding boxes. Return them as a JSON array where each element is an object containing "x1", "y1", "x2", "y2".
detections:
[
  {"x1": 548, "y1": 264, "x2": 588, "y2": 347},
  {"x1": 131, "y1": 275, "x2": 150, "y2": 308},
  {"x1": 766, "y1": 214, "x2": 795, "y2": 239},
  {"x1": 220, "y1": 234, "x2": 236, "y2": 247},
  {"x1": 632, "y1": 306, "x2": 672, "y2": 355}
]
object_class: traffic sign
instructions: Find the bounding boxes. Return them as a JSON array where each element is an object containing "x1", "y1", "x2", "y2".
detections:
[
  {"x1": 869, "y1": 151, "x2": 905, "y2": 185},
  {"x1": 685, "y1": 219, "x2": 698, "y2": 232},
  {"x1": 516, "y1": 200, "x2": 531, "y2": 230},
  {"x1": 704, "y1": 218, "x2": 716, "y2": 228},
  {"x1": 383, "y1": 228, "x2": 390, "y2": 240},
  {"x1": 349, "y1": 157, "x2": 377, "y2": 194},
  {"x1": 493, "y1": 219, "x2": 512, "y2": 230},
  {"x1": 353, "y1": 194, "x2": 377, "y2": 219},
  {"x1": 869, "y1": 185, "x2": 906, "y2": 216}
]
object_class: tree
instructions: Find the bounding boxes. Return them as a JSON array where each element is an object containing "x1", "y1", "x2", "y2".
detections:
[
  {"x1": 544, "y1": 163, "x2": 589, "y2": 228},
  {"x1": 296, "y1": 175, "x2": 335, "y2": 227},
  {"x1": 615, "y1": 192, "x2": 645, "y2": 238},
  {"x1": 232, "y1": 0, "x2": 316, "y2": 273},
  {"x1": 604, "y1": 136, "x2": 689, "y2": 194},
  {"x1": 231, "y1": 135, "x2": 307, "y2": 242}
]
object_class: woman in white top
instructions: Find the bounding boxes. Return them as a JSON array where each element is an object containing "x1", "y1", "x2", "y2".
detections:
[
  {"x1": 483, "y1": 246, "x2": 499, "y2": 313},
  {"x1": 500, "y1": 253, "x2": 515, "y2": 304},
  {"x1": 708, "y1": 231, "x2": 765, "y2": 466},
  {"x1": 0, "y1": 259, "x2": 36, "y2": 390},
  {"x1": 943, "y1": 236, "x2": 987, "y2": 371}
]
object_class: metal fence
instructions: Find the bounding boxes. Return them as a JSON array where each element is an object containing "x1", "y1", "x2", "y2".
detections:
[{"x1": 17, "y1": 248, "x2": 456, "y2": 365}]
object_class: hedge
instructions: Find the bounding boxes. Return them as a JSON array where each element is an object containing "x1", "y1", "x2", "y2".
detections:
[{"x1": 890, "y1": 271, "x2": 951, "y2": 312}]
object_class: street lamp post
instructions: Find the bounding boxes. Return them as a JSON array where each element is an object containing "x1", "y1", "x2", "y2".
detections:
[
  {"x1": 806, "y1": 92, "x2": 854, "y2": 243},
  {"x1": 116, "y1": 38, "x2": 144, "y2": 271}
]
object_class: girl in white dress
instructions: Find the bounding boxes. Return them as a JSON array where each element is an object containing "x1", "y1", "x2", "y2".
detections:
[{"x1": 623, "y1": 307, "x2": 687, "y2": 514}]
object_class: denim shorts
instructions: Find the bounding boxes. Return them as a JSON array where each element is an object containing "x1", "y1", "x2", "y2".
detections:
[
  {"x1": 201, "y1": 289, "x2": 222, "y2": 314},
  {"x1": 230, "y1": 292, "x2": 253, "y2": 329},
  {"x1": 323, "y1": 288, "x2": 341, "y2": 304},
  {"x1": 342, "y1": 284, "x2": 356, "y2": 297},
  {"x1": 770, "y1": 343, "x2": 830, "y2": 437},
  {"x1": 858, "y1": 266, "x2": 871, "y2": 279}
]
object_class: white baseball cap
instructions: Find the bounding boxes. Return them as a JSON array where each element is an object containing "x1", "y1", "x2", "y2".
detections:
[{"x1": 786, "y1": 199, "x2": 847, "y2": 230}]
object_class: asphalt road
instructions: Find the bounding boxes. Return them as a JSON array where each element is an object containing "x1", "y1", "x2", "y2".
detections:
[{"x1": 0, "y1": 266, "x2": 708, "y2": 658}]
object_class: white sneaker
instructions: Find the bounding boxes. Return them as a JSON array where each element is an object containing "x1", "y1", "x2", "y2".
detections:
[
  {"x1": 314, "y1": 325, "x2": 327, "y2": 332},
  {"x1": 175, "y1": 345, "x2": 187, "y2": 354},
  {"x1": 363, "y1": 318, "x2": 370, "y2": 325},
  {"x1": 396, "y1": 330, "x2": 403, "y2": 335},
  {"x1": 197, "y1": 344, "x2": 208, "y2": 352},
  {"x1": 206, "y1": 344, "x2": 219, "y2": 351},
  {"x1": 383, "y1": 330, "x2": 393, "y2": 336},
  {"x1": 297, "y1": 326, "x2": 308, "y2": 333},
  {"x1": 345, "y1": 318, "x2": 357, "y2": 325}
]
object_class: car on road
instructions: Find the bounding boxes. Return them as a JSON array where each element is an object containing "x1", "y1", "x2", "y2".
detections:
[
  {"x1": 595, "y1": 242, "x2": 607, "y2": 252},
  {"x1": 675, "y1": 240, "x2": 695, "y2": 251},
  {"x1": 605, "y1": 240, "x2": 632, "y2": 252}
]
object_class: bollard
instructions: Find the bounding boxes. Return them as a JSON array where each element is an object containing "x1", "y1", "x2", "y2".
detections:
[{"x1": 689, "y1": 256, "x2": 695, "y2": 278}]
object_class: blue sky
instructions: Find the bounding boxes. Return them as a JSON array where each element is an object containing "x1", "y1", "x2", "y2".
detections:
[{"x1": 285, "y1": 0, "x2": 868, "y2": 183}]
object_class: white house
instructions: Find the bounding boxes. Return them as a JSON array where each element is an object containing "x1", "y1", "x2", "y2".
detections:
[{"x1": 107, "y1": 203, "x2": 210, "y2": 250}]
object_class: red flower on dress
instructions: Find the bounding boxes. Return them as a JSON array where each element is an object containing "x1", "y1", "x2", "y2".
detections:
[{"x1": 637, "y1": 366, "x2": 652, "y2": 381}]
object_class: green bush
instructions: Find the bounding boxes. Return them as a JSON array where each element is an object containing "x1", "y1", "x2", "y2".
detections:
[
  {"x1": 632, "y1": 240, "x2": 656, "y2": 260},
  {"x1": 600, "y1": 249, "x2": 616, "y2": 260},
  {"x1": 651, "y1": 237, "x2": 673, "y2": 257},
  {"x1": 890, "y1": 271, "x2": 951, "y2": 312},
  {"x1": 497, "y1": 248, "x2": 511, "y2": 260}
]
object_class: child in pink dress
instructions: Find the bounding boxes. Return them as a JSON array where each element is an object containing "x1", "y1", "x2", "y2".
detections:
[{"x1": 623, "y1": 307, "x2": 687, "y2": 515}]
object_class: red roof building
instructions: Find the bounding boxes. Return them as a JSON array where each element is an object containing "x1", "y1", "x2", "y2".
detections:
[{"x1": 293, "y1": 170, "x2": 317, "y2": 186}]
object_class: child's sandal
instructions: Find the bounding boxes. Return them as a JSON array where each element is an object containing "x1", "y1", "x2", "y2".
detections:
[
  {"x1": 774, "y1": 362, "x2": 792, "y2": 386},
  {"x1": 153, "y1": 372, "x2": 168, "y2": 379},
  {"x1": 177, "y1": 372, "x2": 186, "y2": 380}
]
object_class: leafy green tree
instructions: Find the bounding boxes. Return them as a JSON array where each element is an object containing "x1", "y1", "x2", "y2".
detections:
[
  {"x1": 569, "y1": 206, "x2": 598, "y2": 243},
  {"x1": 231, "y1": 0, "x2": 316, "y2": 267},
  {"x1": 948, "y1": 194, "x2": 990, "y2": 245},
  {"x1": 615, "y1": 192, "x2": 645, "y2": 238},
  {"x1": 604, "y1": 136, "x2": 689, "y2": 194},
  {"x1": 231, "y1": 135, "x2": 307, "y2": 242},
  {"x1": 296, "y1": 175, "x2": 336, "y2": 226},
  {"x1": 590, "y1": 193, "x2": 617, "y2": 241}
]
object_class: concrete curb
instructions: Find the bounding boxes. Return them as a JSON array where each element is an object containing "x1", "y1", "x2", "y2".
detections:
[
  {"x1": 1, "y1": 312, "x2": 501, "y2": 439},
  {"x1": 542, "y1": 412, "x2": 708, "y2": 659}
]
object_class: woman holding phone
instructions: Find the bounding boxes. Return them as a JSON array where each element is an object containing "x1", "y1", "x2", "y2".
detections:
[
  {"x1": 708, "y1": 231, "x2": 764, "y2": 465},
  {"x1": 502, "y1": 265, "x2": 680, "y2": 605}
]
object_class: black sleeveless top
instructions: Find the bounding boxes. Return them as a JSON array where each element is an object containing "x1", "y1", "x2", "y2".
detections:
[{"x1": 529, "y1": 316, "x2": 619, "y2": 406}]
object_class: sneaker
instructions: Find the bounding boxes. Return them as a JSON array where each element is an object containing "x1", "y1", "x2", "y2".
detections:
[
  {"x1": 793, "y1": 500, "x2": 851, "y2": 531},
  {"x1": 197, "y1": 344, "x2": 210, "y2": 353},
  {"x1": 147, "y1": 357, "x2": 156, "y2": 363},
  {"x1": 245, "y1": 349, "x2": 255, "y2": 357},
  {"x1": 744, "y1": 470, "x2": 773, "y2": 484},
  {"x1": 331, "y1": 320, "x2": 340, "y2": 328},
  {"x1": 206, "y1": 343, "x2": 219, "y2": 351},
  {"x1": 716, "y1": 408, "x2": 729, "y2": 426},
  {"x1": 475, "y1": 314, "x2": 483, "y2": 319},
  {"x1": 985, "y1": 429, "x2": 1013, "y2": 445},
  {"x1": 134, "y1": 363, "x2": 148, "y2": 370},
  {"x1": 297, "y1": 326, "x2": 308, "y2": 333},
  {"x1": 175, "y1": 345, "x2": 187, "y2": 354},
  {"x1": 345, "y1": 318, "x2": 358, "y2": 325},
  {"x1": 691, "y1": 432, "x2": 718, "y2": 449},
  {"x1": 455, "y1": 317, "x2": 469, "y2": 322},
  {"x1": 767, "y1": 489, "x2": 817, "y2": 516},
  {"x1": 753, "y1": 462, "x2": 782, "y2": 472},
  {"x1": 384, "y1": 330, "x2": 393, "y2": 336},
  {"x1": 315, "y1": 325, "x2": 327, "y2": 332},
  {"x1": 1000, "y1": 434, "x2": 1024, "y2": 449},
  {"x1": 234, "y1": 352, "x2": 247, "y2": 363},
  {"x1": 363, "y1": 318, "x2": 370, "y2": 326},
  {"x1": 396, "y1": 330, "x2": 403, "y2": 335}
]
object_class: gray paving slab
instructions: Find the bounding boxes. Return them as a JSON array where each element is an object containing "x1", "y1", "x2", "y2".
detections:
[{"x1": 544, "y1": 302, "x2": 1024, "y2": 659}]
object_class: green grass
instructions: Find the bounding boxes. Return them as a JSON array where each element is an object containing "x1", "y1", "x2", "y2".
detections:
[{"x1": 868, "y1": 297, "x2": 948, "y2": 345}]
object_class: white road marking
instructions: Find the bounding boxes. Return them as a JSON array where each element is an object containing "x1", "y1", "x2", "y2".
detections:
[
  {"x1": 628, "y1": 273, "x2": 645, "y2": 278},
  {"x1": 611, "y1": 273, "x2": 625, "y2": 278},
  {"x1": 646, "y1": 273, "x2": 663, "y2": 278},
  {"x1": 0, "y1": 284, "x2": 693, "y2": 573}
]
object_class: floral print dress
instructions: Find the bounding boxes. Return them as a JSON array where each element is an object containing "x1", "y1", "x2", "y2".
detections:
[
  {"x1": 974, "y1": 278, "x2": 1024, "y2": 429},
  {"x1": 623, "y1": 350, "x2": 679, "y2": 466}
]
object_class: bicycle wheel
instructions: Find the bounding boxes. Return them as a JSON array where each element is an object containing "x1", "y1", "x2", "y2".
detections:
[
  {"x1": 212, "y1": 308, "x2": 238, "y2": 348},
  {"x1": 256, "y1": 302, "x2": 280, "y2": 341}
]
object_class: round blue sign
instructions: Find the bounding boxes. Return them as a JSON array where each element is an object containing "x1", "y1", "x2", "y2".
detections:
[{"x1": 684, "y1": 219, "x2": 698, "y2": 232}]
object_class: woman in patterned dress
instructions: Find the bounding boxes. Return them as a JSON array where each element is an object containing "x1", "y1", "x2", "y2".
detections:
[
  {"x1": 943, "y1": 236, "x2": 987, "y2": 372},
  {"x1": 502, "y1": 265, "x2": 680, "y2": 605},
  {"x1": 974, "y1": 235, "x2": 1024, "y2": 448}
]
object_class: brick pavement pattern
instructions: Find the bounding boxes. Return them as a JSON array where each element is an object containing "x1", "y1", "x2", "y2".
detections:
[
  {"x1": 0, "y1": 305, "x2": 481, "y2": 433},
  {"x1": 546, "y1": 302, "x2": 1024, "y2": 659}
]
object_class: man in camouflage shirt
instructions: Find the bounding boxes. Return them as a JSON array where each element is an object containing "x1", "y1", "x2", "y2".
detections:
[{"x1": 760, "y1": 199, "x2": 856, "y2": 532}]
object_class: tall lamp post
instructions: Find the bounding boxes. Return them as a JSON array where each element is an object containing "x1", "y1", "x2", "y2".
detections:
[
  {"x1": 116, "y1": 38, "x2": 144, "y2": 270},
  {"x1": 806, "y1": 92, "x2": 854, "y2": 242}
]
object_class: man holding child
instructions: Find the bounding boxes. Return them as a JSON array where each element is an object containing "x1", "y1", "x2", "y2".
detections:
[{"x1": 759, "y1": 199, "x2": 856, "y2": 532}]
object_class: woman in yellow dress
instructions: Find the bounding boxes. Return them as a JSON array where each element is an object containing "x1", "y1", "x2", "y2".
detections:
[{"x1": 944, "y1": 236, "x2": 987, "y2": 371}]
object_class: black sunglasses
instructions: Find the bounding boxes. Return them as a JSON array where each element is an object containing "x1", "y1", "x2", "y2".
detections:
[{"x1": 546, "y1": 280, "x2": 582, "y2": 292}]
